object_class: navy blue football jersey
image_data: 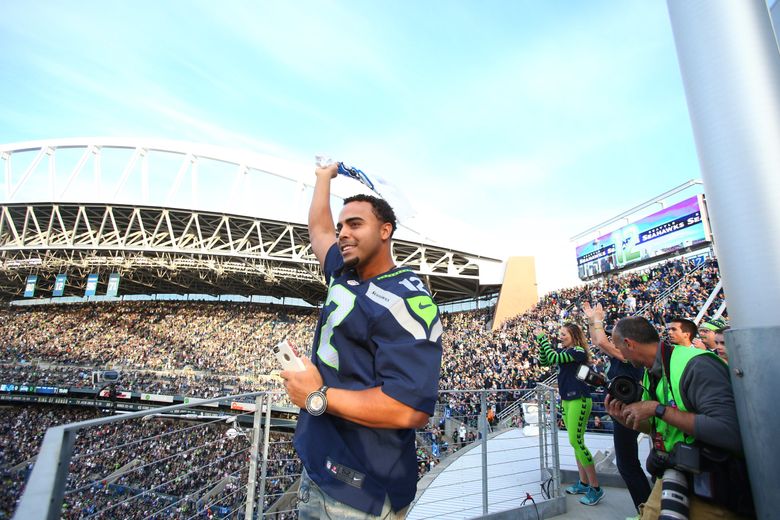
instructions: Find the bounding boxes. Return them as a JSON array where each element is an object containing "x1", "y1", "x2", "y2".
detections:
[
  {"x1": 294, "y1": 244, "x2": 443, "y2": 515},
  {"x1": 555, "y1": 347, "x2": 591, "y2": 400}
]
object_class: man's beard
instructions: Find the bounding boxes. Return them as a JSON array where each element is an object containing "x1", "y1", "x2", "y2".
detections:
[{"x1": 343, "y1": 256, "x2": 359, "y2": 269}]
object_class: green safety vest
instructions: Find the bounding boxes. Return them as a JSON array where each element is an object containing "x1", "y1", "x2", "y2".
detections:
[{"x1": 642, "y1": 344, "x2": 725, "y2": 452}]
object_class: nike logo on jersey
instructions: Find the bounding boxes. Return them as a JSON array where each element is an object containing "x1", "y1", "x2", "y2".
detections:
[{"x1": 407, "y1": 295, "x2": 437, "y2": 328}]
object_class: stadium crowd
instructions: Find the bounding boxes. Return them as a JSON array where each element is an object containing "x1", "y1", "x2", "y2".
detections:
[
  {"x1": 0, "y1": 254, "x2": 726, "y2": 517},
  {"x1": 0, "y1": 405, "x2": 300, "y2": 519},
  {"x1": 1, "y1": 302, "x2": 318, "y2": 374}
]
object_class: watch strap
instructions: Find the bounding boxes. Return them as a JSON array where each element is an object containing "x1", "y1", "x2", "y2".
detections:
[{"x1": 306, "y1": 385, "x2": 329, "y2": 416}]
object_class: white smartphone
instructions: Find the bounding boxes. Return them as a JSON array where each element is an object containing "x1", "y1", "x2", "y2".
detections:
[{"x1": 273, "y1": 340, "x2": 306, "y2": 372}]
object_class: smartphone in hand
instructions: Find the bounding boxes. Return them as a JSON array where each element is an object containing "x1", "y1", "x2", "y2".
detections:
[{"x1": 273, "y1": 340, "x2": 306, "y2": 372}]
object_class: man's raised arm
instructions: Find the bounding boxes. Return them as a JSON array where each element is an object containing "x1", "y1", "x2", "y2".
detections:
[{"x1": 308, "y1": 163, "x2": 339, "y2": 268}]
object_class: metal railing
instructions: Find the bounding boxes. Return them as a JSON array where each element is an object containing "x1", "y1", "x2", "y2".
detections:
[
  {"x1": 411, "y1": 387, "x2": 562, "y2": 519},
  {"x1": 12, "y1": 386, "x2": 562, "y2": 520},
  {"x1": 495, "y1": 374, "x2": 557, "y2": 428},
  {"x1": 634, "y1": 259, "x2": 707, "y2": 318}
]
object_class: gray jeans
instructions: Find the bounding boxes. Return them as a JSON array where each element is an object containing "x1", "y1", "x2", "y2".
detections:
[{"x1": 297, "y1": 468, "x2": 409, "y2": 520}]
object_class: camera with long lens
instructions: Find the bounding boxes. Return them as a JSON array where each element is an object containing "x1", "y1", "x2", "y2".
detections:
[
  {"x1": 646, "y1": 443, "x2": 701, "y2": 520},
  {"x1": 575, "y1": 365, "x2": 642, "y2": 404}
]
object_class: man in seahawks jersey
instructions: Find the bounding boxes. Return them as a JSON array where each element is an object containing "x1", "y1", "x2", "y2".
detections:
[{"x1": 281, "y1": 162, "x2": 443, "y2": 518}]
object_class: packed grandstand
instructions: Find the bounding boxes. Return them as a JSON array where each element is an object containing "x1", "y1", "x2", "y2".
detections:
[{"x1": 0, "y1": 253, "x2": 725, "y2": 518}]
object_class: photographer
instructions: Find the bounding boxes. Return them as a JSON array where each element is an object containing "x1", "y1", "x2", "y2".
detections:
[
  {"x1": 582, "y1": 302, "x2": 651, "y2": 514},
  {"x1": 605, "y1": 316, "x2": 753, "y2": 519}
]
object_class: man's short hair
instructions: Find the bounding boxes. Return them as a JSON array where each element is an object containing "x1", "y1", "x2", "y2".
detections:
[
  {"x1": 614, "y1": 316, "x2": 660, "y2": 344},
  {"x1": 343, "y1": 194, "x2": 397, "y2": 236},
  {"x1": 671, "y1": 318, "x2": 698, "y2": 340}
]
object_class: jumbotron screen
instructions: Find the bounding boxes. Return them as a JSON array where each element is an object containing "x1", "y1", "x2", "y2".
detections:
[{"x1": 576, "y1": 195, "x2": 710, "y2": 280}]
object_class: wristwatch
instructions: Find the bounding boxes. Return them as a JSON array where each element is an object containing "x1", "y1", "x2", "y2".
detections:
[
  {"x1": 305, "y1": 385, "x2": 329, "y2": 416},
  {"x1": 654, "y1": 403, "x2": 667, "y2": 419}
]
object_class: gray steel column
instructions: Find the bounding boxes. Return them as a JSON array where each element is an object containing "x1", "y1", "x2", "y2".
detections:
[
  {"x1": 245, "y1": 396, "x2": 264, "y2": 520},
  {"x1": 666, "y1": 1, "x2": 780, "y2": 517},
  {"x1": 547, "y1": 388, "x2": 561, "y2": 498},
  {"x1": 479, "y1": 391, "x2": 489, "y2": 516},
  {"x1": 14, "y1": 425, "x2": 76, "y2": 520},
  {"x1": 536, "y1": 387, "x2": 548, "y2": 483},
  {"x1": 257, "y1": 395, "x2": 274, "y2": 517}
]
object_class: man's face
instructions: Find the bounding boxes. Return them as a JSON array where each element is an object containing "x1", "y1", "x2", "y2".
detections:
[
  {"x1": 714, "y1": 333, "x2": 728, "y2": 362},
  {"x1": 698, "y1": 327, "x2": 716, "y2": 349},
  {"x1": 612, "y1": 331, "x2": 643, "y2": 368},
  {"x1": 336, "y1": 201, "x2": 390, "y2": 270},
  {"x1": 667, "y1": 322, "x2": 690, "y2": 345}
]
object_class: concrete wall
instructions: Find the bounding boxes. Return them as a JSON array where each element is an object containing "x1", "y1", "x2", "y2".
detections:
[{"x1": 491, "y1": 257, "x2": 538, "y2": 330}]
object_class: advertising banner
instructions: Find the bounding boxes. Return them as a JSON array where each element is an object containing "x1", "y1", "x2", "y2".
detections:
[
  {"x1": 575, "y1": 195, "x2": 710, "y2": 280},
  {"x1": 85, "y1": 274, "x2": 99, "y2": 297},
  {"x1": 184, "y1": 397, "x2": 220, "y2": 408},
  {"x1": 24, "y1": 275, "x2": 37, "y2": 297},
  {"x1": 53, "y1": 274, "x2": 67, "y2": 297},
  {"x1": 98, "y1": 389, "x2": 132, "y2": 399},
  {"x1": 141, "y1": 393, "x2": 175, "y2": 404},
  {"x1": 106, "y1": 273, "x2": 120, "y2": 297}
]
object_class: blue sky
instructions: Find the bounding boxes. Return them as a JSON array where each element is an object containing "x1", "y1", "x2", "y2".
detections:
[{"x1": 0, "y1": 1, "x2": 709, "y2": 294}]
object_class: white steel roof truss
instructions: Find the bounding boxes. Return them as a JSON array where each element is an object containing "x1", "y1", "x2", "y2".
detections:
[
  {"x1": 204, "y1": 216, "x2": 228, "y2": 251},
  {"x1": 428, "y1": 252, "x2": 452, "y2": 272},
  {"x1": 2, "y1": 152, "x2": 10, "y2": 199},
  {"x1": 163, "y1": 210, "x2": 179, "y2": 250},
  {"x1": 20, "y1": 206, "x2": 32, "y2": 245},
  {"x1": 193, "y1": 213, "x2": 205, "y2": 251},
  {"x1": 1, "y1": 207, "x2": 20, "y2": 246},
  {"x1": 121, "y1": 208, "x2": 139, "y2": 248},
  {"x1": 9, "y1": 147, "x2": 45, "y2": 199},
  {"x1": 59, "y1": 146, "x2": 92, "y2": 198},
  {"x1": 97, "y1": 206, "x2": 121, "y2": 247},
  {"x1": 165, "y1": 153, "x2": 194, "y2": 205},
  {"x1": 225, "y1": 217, "x2": 235, "y2": 253},
  {"x1": 48, "y1": 149, "x2": 56, "y2": 200},
  {"x1": 178, "y1": 213, "x2": 199, "y2": 250},
  {"x1": 394, "y1": 246, "x2": 424, "y2": 268},
  {"x1": 112, "y1": 147, "x2": 143, "y2": 199},
  {"x1": 28, "y1": 206, "x2": 46, "y2": 246},
  {"x1": 51, "y1": 206, "x2": 71, "y2": 247},
  {"x1": 264, "y1": 224, "x2": 292, "y2": 257},
  {"x1": 71, "y1": 206, "x2": 96, "y2": 246}
]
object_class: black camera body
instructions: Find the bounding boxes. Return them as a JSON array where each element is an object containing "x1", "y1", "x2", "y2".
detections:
[
  {"x1": 576, "y1": 365, "x2": 642, "y2": 404},
  {"x1": 646, "y1": 442, "x2": 701, "y2": 478},
  {"x1": 646, "y1": 443, "x2": 703, "y2": 520}
]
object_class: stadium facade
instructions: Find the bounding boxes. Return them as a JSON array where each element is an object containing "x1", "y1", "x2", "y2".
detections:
[{"x1": 0, "y1": 138, "x2": 511, "y2": 305}]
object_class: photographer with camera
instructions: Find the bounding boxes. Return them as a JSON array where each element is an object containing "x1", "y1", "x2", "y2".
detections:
[
  {"x1": 535, "y1": 323, "x2": 604, "y2": 506},
  {"x1": 605, "y1": 316, "x2": 754, "y2": 519},
  {"x1": 582, "y1": 302, "x2": 652, "y2": 514}
]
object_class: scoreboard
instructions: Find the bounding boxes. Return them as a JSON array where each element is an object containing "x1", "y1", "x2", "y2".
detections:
[{"x1": 575, "y1": 195, "x2": 711, "y2": 280}]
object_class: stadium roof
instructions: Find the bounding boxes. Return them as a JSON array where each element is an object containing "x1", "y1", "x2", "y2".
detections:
[
  {"x1": 0, "y1": 139, "x2": 504, "y2": 304},
  {"x1": 0, "y1": 201, "x2": 501, "y2": 303}
]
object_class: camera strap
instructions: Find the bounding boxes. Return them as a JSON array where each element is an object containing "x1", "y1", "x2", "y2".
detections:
[
  {"x1": 659, "y1": 340, "x2": 677, "y2": 407},
  {"x1": 649, "y1": 341, "x2": 677, "y2": 451}
]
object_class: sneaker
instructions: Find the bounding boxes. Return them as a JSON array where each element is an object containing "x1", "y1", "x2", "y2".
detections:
[
  {"x1": 565, "y1": 480, "x2": 589, "y2": 495},
  {"x1": 580, "y1": 486, "x2": 605, "y2": 506}
]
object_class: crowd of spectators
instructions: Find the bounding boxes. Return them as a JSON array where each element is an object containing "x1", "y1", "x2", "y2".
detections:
[
  {"x1": 0, "y1": 256, "x2": 722, "y2": 402},
  {"x1": 1, "y1": 301, "x2": 318, "y2": 375},
  {"x1": 0, "y1": 405, "x2": 300, "y2": 519},
  {"x1": 0, "y1": 254, "x2": 726, "y2": 517},
  {"x1": 439, "y1": 257, "x2": 722, "y2": 400}
]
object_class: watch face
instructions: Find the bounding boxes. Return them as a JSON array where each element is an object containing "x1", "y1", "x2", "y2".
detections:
[{"x1": 309, "y1": 394, "x2": 325, "y2": 411}]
